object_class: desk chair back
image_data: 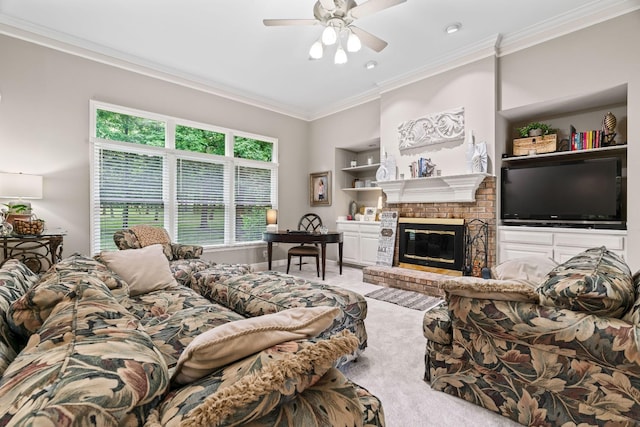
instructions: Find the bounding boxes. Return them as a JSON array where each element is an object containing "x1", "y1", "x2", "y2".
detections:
[{"x1": 287, "y1": 213, "x2": 323, "y2": 276}]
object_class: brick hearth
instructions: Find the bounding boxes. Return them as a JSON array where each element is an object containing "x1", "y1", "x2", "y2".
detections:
[{"x1": 363, "y1": 176, "x2": 496, "y2": 295}]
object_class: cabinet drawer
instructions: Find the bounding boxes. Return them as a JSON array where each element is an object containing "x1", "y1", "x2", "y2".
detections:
[
  {"x1": 499, "y1": 229, "x2": 553, "y2": 245},
  {"x1": 336, "y1": 222, "x2": 361, "y2": 232},
  {"x1": 554, "y1": 233, "x2": 624, "y2": 251},
  {"x1": 499, "y1": 243, "x2": 554, "y2": 263}
]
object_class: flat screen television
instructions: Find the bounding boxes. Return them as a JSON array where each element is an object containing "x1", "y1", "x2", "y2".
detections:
[{"x1": 501, "y1": 157, "x2": 625, "y2": 229}]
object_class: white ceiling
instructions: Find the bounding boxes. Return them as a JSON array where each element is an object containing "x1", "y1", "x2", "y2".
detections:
[{"x1": 1, "y1": 0, "x2": 639, "y2": 120}]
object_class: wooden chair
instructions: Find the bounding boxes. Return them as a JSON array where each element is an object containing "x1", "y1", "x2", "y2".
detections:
[{"x1": 287, "y1": 213, "x2": 323, "y2": 277}]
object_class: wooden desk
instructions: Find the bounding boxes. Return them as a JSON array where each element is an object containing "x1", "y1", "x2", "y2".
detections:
[
  {"x1": 263, "y1": 231, "x2": 343, "y2": 280},
  {"x1": 0, "y1": 231, "x2": 65, "y2": 274}
]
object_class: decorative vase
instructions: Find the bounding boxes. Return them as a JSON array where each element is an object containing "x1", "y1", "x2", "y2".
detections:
[
  {"x1": 602, "y1": 111, "x2": 617, "y2": 146},
  {"x1": 465, "y1": 130, "x2": 475, "y2": 173}
]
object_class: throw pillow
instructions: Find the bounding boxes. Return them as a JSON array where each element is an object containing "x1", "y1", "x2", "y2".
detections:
[
  {"x1": 171, "y1": 306, "x2": 340, "y2": 385},
  {"x1": 100, "y1": 244, "x2": 179, "y2": 296},
  {"x1": 441, "y1": 276, "x2": 540, "y2": 303},
  {"x1": 180, "y1": 331, "x2": 359, "y2": 427},
  {"x1": 537, "y1": 246, "x2": 634, "y2": 317},
  {"x1": 130, "y1": 225, "x2": 173, "y2": 260},
  {"x1": 621, "y1": 270, "x2": 640, "y2": 324},
  {"x1": 492, "y1": 256, "x2": 558, "y2": 284}
]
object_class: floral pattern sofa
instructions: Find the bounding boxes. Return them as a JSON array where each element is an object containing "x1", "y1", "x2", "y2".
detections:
[
  {"x1": 0, "y1": 253, "x2": 384, "y2": 426},
  {"x1": 423, "y1": 247, "x2": 640, "y2": 426}
]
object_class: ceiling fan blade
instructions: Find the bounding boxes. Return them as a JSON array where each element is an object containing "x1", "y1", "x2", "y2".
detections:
[
  {"x1": 318, "y1": 0, "x2": 336, "y2": 11},
  {"x1": 350, "y1": 26, "x2": 388, "y2": 52},
  {"x1": 349, "y1": 0, "x2": 406, "y2": 20},
  {"x1": 263, "y1": 19, "x2": 318, "y2": 26}
]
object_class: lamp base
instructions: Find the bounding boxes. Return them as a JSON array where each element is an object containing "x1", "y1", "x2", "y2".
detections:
[{"x1": 266, "y1": 224, "x2": 278, "y2": 232}]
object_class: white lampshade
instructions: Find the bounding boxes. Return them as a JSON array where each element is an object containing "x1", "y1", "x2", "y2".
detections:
[
  {"x1": 321, "y1": 26, "x2": 337, "y2": 45},
  {"x1": 309, "y1": 40, "x2": 324, "y2": 59},
  {"x1": 266, "y1": 208, "x2": 278, "y2": 232},
  {"x1": 0, "y1": 173, "x2": 43, "y2": 199},
  {"x1": 334, "y1": 45, "x2": 347, "y2": 65},
  {"x1": 347, "y1": 31, "x2": 361, "y2": 52},
  {"x1": 266, "y1": 209, "x2": 278, "y2": 225}
]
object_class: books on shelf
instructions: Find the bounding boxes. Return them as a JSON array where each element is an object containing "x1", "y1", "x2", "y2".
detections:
[{"x1": 570, "y1": 125, "x2": 602, "y2": 151}]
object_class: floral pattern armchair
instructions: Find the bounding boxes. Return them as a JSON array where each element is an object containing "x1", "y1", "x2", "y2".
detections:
[{"x1": 424, "y1": 247, "x2": 640, "y2": 426}]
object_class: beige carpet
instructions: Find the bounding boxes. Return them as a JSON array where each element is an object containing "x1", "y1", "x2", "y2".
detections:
[{"x1": 269, "y1": 263, "x2": 521, "y2": 427}]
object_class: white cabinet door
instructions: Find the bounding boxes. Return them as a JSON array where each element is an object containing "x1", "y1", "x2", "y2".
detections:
[
  {"x1": 360, "y1": 234, "x2": 380, "y2": 266},
  {"x1": 342, "y1": 232, "x2": 359, "y2": 264}
]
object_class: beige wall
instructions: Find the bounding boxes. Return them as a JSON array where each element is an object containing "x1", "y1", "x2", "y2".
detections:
[
  {"x1": 0, "y1": 34, "x2": 308, "y2": 265},
  {"x1": 307, "y1": 99, "x2": 380, "y2": 260},
  {"x1": 380, "y1": 56, "x2": 496, "y2": 177}
]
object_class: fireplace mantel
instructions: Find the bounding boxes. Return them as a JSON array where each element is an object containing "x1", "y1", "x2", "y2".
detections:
[{"x1": 376, "y1": 173, "x2": 491, "y2": 204}]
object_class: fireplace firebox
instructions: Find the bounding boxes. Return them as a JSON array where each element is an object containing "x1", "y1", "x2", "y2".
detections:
[{"x1": 398, "y1": 218, "x2": 465, "y2": 275}]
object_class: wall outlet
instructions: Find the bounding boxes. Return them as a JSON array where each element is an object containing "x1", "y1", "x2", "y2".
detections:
[{"x1": 262, "y1": 250, "x2": 268, "y2": 259}]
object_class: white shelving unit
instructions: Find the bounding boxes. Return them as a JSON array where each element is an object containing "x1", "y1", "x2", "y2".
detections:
[{"x1": 496, "y1": 84, "x2": 629, "y2": 262}]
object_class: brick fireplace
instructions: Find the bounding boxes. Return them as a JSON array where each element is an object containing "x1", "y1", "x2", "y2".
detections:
[{"x1": 363, "y1": 176, "x2": 496, "y2": 296}]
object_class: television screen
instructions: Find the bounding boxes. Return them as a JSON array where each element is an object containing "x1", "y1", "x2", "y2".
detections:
[{"x1": 501, "y1": 157, "x2": 624, "y2": 228}]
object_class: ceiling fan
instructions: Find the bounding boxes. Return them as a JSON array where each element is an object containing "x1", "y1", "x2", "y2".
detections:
[{"x1": 263, "y1": 0, "x2": 406, "y2": 63}]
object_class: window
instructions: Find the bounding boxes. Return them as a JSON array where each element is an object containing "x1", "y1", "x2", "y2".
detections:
[{"x1": 90, "y1": 101, "x2": 277, "y2": 253}]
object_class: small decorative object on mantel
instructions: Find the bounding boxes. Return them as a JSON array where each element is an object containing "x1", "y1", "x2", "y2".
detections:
[
  {"x1": 375, "y1": 152, "x2": 396, "y2": 182},
  {"x1": 398, "y1": 107, "x2": 465, "y2": 151},
  {"x1": 471, "y1": 142, "x2": 488, "y2": 173},
  {"x1": 465, "y1": 130, "x2": 488, "y2": 173},
  {"x1": 409, "y1": 158, "x2": 436, "y2": 178},
  {"x1": 602, "y1": 111, "x2": 617, "y2": 146}
]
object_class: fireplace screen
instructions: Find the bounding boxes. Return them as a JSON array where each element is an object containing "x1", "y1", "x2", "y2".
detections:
[{"x1": 398, "y1": 218, "x2": 465, "y2": 273}]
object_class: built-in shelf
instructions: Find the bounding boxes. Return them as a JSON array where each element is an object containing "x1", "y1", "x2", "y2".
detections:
[
  {"x1": 341, "y1": 187, "x2": 381, "y2": 192},
  {"x1": 341, "y1": 163, "x2": 380, "y2": 172},
  {"x1": 502, "y1": 144, "x2": 627, "y2": 163},
  {"x1": 376, "y1": 173, "x2": 490, "y2": 204}
]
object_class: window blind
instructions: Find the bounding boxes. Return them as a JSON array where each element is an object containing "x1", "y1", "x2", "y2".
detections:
[
  {"x1": 92, "y1": 145, "x2": 167, "y2": 252},
  {"x1": 235, "y1": 165, "x2": 275, "y2": 242},
  {"x1": 176, "y1": 158, "x2": 227, "y2": 245}
]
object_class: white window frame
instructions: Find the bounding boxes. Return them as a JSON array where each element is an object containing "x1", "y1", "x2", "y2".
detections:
[{"x1": 89, "y1": 100, "x2": 278, "y2": 254}]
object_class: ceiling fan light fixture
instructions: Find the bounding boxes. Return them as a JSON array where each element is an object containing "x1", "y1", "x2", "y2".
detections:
[
  {"x1": 445, "y1": 22, "x2": 462, "y2": 34},
  {"x1": 347, "y1": 30, "x2": 361, "y2": 52},
  {"x1": 334, "y1": 44, "x2": 348, "y2": 65},
  {"x1": 309, "y1": 40, "x2": 324, "y2": 59},
  {"x1": 321, "y1": 25, "x2": 338, "y2": 45}
]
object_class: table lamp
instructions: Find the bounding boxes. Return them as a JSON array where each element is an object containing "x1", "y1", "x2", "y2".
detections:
[
  {"x1": 0, "y1": 172, "x2": 43, "y2": 224},
  {"x1": 266, "y1": 209, "x2": 278, "y2": 232}
]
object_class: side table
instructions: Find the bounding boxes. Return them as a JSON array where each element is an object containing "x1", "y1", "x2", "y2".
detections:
[{"x1": 0, "y1": 230, "x2": 66, "y2": 274}]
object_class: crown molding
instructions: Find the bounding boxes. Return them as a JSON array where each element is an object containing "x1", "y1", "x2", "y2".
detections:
[
  {"x1": 497, "y1": 0, "x2": 640, "y2": 56},
  {"x1": 0, "y1": 15, "x2": 310, "y2": 121}
]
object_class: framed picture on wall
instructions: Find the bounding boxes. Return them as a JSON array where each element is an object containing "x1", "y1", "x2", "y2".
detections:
[{"x1": 310, "y1": 171, "x2": 331, "y2": 207}]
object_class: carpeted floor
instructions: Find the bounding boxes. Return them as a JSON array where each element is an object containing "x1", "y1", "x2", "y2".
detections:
[
  {"x1": 269, "y1": 263, "x2": 520, "y2": 427},
  {"x1": 365, "y1": 287, "x2": 444, "y2": 311}
]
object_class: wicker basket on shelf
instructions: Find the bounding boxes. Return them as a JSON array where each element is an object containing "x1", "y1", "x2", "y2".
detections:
[
  {"x1": 512, "y1": 134, "x2": 557, "y2": 156},
  {"x1": 13, "y1": 218, "x2": 45, "y2": 235}
]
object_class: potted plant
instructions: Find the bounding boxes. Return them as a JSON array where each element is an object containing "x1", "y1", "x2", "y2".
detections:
[
  {"x1": 2, "y1": 203, "x2": 33, "y2": 225},
  {"x1": 517, "y1": 122, "x2": 556, "y2": 138}
]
